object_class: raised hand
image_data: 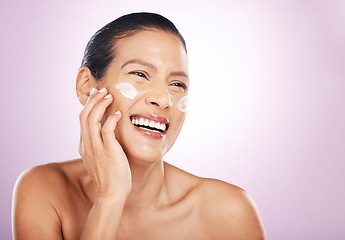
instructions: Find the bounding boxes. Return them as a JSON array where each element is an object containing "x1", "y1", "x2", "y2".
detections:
[{"x1": 79, "y1": 87, "x2": 132, "y2": 199}]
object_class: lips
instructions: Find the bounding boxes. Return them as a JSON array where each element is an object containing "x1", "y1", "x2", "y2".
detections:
[{"x1": 130, "y1": 113, "x2": 169, "y2": 139}]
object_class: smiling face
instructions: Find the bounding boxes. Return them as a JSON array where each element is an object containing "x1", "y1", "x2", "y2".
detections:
[{"x1": 97, "y1": 30, "x2": 189, "y2": 164}]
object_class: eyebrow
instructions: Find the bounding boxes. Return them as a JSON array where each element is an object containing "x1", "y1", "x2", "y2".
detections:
[
  {"x1": 121, "y1": 59, "x2": 157, "y2": 70},
  {"x1": 170, "y1": 71, "x2": 189, "y2": 79},
  {"x1": 121, "y1": 59, "x2": 189, "y2": 79}
]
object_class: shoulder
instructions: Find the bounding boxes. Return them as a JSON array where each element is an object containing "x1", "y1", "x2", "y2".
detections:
[
  {"x1": 13, "y1": 160, "x2": 82, "y2": 213},
  {"x1": 14, "y1": 163, "x2": 63, "y2": 202},
  {"x1": 163, "y1": 163, "x2": 265, "y2": 239},
  {"x1": 197, "y1": 178, "x2": 266, "y2": 239},
  {"x1": 13, "y1": 160, "x2": 77, "y2": 197},
  {"x1": 12, "y1": 160, "x2": 83, "y2": 239},
  {"x1": 13, "y1": 159, "x2": 86, "y2": 205}
]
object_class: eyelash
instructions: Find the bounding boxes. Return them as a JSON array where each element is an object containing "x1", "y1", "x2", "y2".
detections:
[
  {"x1": 129, "y1": 71, "x2": 148, "y2": 79},
  {"x1": 129, "y1": 71, "x2": 187, "y2": 91},
  {"x1": 170, "y1": 82, "x2": 187, "y2": 90}
]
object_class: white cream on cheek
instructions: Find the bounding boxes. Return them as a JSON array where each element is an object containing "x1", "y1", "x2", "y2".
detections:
[
  {"x1": 116, "y1": 82, "x2": 137, "y2": 99},
  {"x1": 115, "y1": 82, "x2": 187, "y2": 112},
  {"x1": 177, "y1": 96, "x2": 188, "y2": 112}
]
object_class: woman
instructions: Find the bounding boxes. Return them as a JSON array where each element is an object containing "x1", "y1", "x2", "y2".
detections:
[{"x1": 12, "y1": 12, "x2": 266, "y2": 239}]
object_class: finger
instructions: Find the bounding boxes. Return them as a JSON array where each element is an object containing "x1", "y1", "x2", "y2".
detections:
[
  {"x1": 85, "y1": 87, "x2": 97, "y2": 105},
  {"x1": 79, "y1": 87, "x2": 108, "y2": 154},
  {"x1": 101, "y1": 111, "x2": 122, "y2": 149},
  {"x1": 83, "y1": 87, "x2": 108, "y2": 118},
  {"x1": 88, "y1": 93, "x2": 114, "y2": 146}
]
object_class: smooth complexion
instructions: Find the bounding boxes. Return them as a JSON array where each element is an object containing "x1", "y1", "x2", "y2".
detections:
[
  {"x1": 98, "y1": 30, "x2": 189, "y2": 164},
  {"x1": 116, "y1": 82, "x2": 188, "y2": 113}
]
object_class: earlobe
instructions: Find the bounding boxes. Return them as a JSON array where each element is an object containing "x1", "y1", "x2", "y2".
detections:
[{"x1": 76, "y1": 66, "x2": 97, "y2": 106}]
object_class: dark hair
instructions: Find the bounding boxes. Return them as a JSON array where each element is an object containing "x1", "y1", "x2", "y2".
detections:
[{"x1": 81, "y1": 12, "x2": 186, "y2": 80}]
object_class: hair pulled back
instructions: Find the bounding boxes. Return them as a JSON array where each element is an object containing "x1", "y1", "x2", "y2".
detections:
[{"x1": 81, "y1": 12, "x2": 186, "y2": 80}]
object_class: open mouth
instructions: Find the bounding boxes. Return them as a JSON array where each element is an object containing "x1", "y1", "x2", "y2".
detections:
[{"x1": 130, "y1": 115, "x2": 169, "y2": 134}]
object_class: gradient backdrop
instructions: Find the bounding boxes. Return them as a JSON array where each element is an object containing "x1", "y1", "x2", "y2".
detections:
[{"x1": 1, "y1": 0, "x2": 344, "y2": 239}]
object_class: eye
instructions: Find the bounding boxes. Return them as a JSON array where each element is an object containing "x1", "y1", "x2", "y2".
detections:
[
  {"x1": 129, "y1": 71, "x2": 148, "y2": 79},
  {"x1": 169, "y1": 81, "x2": 187, "y2": 93}
]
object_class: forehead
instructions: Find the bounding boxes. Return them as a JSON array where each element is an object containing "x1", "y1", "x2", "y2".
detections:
[{"x1": 112, "y1": 30, "x2": 188, "y2": 73}]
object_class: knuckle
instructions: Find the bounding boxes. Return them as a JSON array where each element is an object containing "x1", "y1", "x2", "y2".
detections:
[{"x1": 87, "y1": 115, "x2": 97, "y2": 126}]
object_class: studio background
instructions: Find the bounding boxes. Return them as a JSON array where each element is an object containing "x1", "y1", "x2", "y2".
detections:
[{"x1": 1, "y1": 0, "x2": 344, "y2": 239}]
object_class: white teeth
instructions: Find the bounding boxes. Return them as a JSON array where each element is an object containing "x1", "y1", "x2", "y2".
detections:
[
  {"x1": 139, "y1": 118, "x2": 144, "y2": 125},
  {"x1": 149, "y1": 120, "x2": 155, "y2": 128},
  {"x1": 155, "y1": 122, "x2": 161, "y2": 129},
  {"x1": 131, "y1": 117, "x2": 167, "y2": 132},
  {"x1": 148, "y1": 129, "x2": 160, "y2": 133}
]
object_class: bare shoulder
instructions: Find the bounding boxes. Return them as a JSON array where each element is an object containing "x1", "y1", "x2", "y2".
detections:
[
  {"x1": 163, "y1": 163, "x2": 266, "y2": 239},
  {"x1": 13, "y1": 159, "x2": 82, "y2": 199},
  {"x1": 12, "y1": 159, "x2": 83, "y2": 240},
  {"x1": 15, "y1": 162, "x2": 65, "y2": 186},
  {"x1": 13, "y1": 163, "x2": 66, "y2": 211},
  {"x1": 197, "y1": 178, "x2": 266, "y2": 239}
]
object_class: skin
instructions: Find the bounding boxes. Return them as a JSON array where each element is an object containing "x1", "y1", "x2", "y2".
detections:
[{"x1": 12, "y1": 30, "x2": 266, "y2": 240}]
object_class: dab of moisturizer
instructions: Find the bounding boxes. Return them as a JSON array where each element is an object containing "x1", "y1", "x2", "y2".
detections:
[
  {"x1": 116, "y1": 83, "x2": 137, "y2": 99},
  {"x1": 177, "y1": 96, "x2": 188, "y2": 112}
]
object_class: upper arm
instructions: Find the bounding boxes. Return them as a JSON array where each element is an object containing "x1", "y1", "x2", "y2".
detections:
[
  {"x1": 225, "y1": 189, "x2": 266, "y2": 240},
  {"x1": 200, "y1": 180, "x2": 266, "y2": 240},
  {"x1": 12, "y1": 166, "x2": 64, "y2": 240}
]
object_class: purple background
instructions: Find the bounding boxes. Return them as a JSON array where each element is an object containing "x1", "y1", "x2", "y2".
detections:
[{"x1": 1, "y1": 1, "x2": 344, "y2": 239}]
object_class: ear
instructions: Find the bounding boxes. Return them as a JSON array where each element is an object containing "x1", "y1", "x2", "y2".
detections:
[{"x1": 76, "y1": 66, "x2": 97, "y2": 106}]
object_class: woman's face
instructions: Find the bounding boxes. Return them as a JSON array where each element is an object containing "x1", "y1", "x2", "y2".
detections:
[{"x1": 98, "y1": 30, "x2": 189, "y2": 164}]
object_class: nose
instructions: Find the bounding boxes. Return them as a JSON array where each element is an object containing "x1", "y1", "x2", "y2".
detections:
[{"x1": 145, "y1": 82, "x2": 172, "y2": 110}]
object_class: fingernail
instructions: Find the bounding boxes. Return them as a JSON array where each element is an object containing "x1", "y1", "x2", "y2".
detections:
[
  {"x1": 98, "y1": 87, "x2": 106, "y2": 93},
  {"x1": 104, "y1": 94, "x2": 112, "y2": 99},
  {"x1": 90, "y1": 88, "x2": 96, "y2": 96},
  {"x1": 114, "y1": 111, "x2": 121, "y2": 115}
]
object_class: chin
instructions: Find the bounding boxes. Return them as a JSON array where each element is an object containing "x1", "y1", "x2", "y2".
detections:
[
  {"x1": 123, "y1": 143, "x2": 168, "y2": 166},
  {"x1": 116, "y1": 131, "x2": 166, "y2": 165},
  {"x1": 114, "y1": 114, "x2": 179, "y2": 165}
]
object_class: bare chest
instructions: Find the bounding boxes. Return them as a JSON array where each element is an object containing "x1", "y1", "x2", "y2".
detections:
[
  {"x1": 116, "y1": 209, "x2": 208, "y2": 240},
  {"x1": 59, "y1": 198, "x2": 208, "y2": 240}
]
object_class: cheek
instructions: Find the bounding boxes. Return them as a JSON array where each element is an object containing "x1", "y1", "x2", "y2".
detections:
[
  {"x1": 116, "y1": 82, "x2": 138, "y2": 99},
  {"x1": 176, "y1": 96, "x2": 188, "y2": 113},
  {"x1": 109, "y1": 82, "x2": 138, "y2": 111}
]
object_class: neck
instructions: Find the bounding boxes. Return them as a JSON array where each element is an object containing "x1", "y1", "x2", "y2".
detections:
[
  {"x1": 123, "y1": 159, "x2": 169, "y2": 212},
  {"x1": 81, "y1": 158, "x2": 169, "y2": 213}
]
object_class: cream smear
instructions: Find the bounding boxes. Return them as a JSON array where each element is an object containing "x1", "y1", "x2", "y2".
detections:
[
  {"x1": 116, "y1": 83, "x2": 137, "y2": 99},
  {"x1": 177, "y1": 96, "x2": 188, "y2": 112}
]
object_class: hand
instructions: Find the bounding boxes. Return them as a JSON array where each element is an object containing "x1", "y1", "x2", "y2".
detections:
[{"x1": 79, "y1": 87, "x2": 132, "y2": 199}]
